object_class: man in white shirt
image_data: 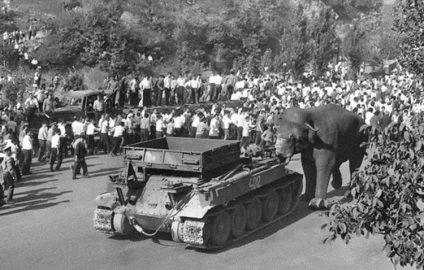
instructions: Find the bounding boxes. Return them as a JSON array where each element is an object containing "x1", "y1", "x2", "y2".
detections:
[
  {"x1": 173, "y1": 113, "x2": 185, "y2": 137},
  {"x1": 93, "y1": 95, "x2": 105, "y2": 125},
  {"x1": 164, "y1": 73, "x2": 172, "y2": 106},
  {"x1": 86, "y1": 118, "x2": 99, "y2": 155},
  {"x1": 155, "y1": 115, "x2": 165, "y2": 138},
  {"x1": 176, "y1": 75, "x2": 186, "y2": 105},
  {"x1": 38, "y1": 122, "x2": 48, "y2": 162},
  {"x1": 95, "y1": 114, "x2": 110, "y2": 154},
  {"x1": 110, "y1": 121, "x2": 125, "y2": 156},
  {"x1": 128, "y1": 76, "x2": 139, "y2": 106},
  {"x1": 139, "y1": 76, "x2": 153, "y2": 107},
  {"x1": 221, "y1": 111, "x2": 232, "y2": 140},
  {"x1": 209, "y1": 114, "x2": 221, "y2": 139},
  {"x1": 21, "y1": 129, "x2": 33, "y2": 175},
  {"x1": 50, "y1": 128, "x2": 62, "y2": 172}
]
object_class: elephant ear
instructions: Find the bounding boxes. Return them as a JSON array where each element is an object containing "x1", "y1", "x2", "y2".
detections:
[{"x1": 305, "y1": 123, "x2": 319, "y2": 144}]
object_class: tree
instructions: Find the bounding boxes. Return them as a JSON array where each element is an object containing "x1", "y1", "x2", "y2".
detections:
[
  {"x1": 324, "y1": 122, "x2": 424, "y2": 269},
  {"x1": 393, "y1": 0, "x2": 424, "y2": 77}
]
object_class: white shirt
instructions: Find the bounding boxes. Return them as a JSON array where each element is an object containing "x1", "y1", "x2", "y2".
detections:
[
  {"x1": 51, "y1": 134, "x2": 60, "y2": 148},
  {"x1": 86, "y1": 123, "x2": 98, "y2": 135},
  {"x1": 174, "y1": 116, "x2": 185, "y2": 128},
  {"x1": 191, "y1": 115, "x2": 200, "y2": 128},
  {"x1": 156, "y1": 119, "x2": 165, "y2": 132},
  {"x1": 22, "y1": 135, "x2": 32, "y2": 150},
  {"x1": 58, "y1": 123, "x2": 66, "y2": 138},
  {"x1": 112, "y1": 125, "x2": 125, "y2": 137},
  {"x1": 72, "y1": 121, "x2": 85, "y2": 136},
  {"x1": 164, "y1": 76, "x2": 172, "y2": 88},
  {"x1": 100, "y1": 120, "x2": 109, "y2": 133},
  {"x1": 209, "y1": 118, "x2": 220, "y2": 137},
  {"x1": 221, "y1": 115, "x2": 232, "y2": 129}
]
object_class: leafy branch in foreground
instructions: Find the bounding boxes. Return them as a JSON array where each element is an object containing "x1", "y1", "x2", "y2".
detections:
[{"x1": 323, "y1": 122, "x2": 424, "y2": 269}]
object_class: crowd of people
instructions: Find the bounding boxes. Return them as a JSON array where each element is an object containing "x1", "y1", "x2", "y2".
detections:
[{"x1": 0, "y1": 61, "x2": 423, "y2": 207}]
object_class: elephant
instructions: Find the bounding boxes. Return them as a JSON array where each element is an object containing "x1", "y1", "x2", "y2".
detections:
[{"x1": 274, "y1": 104, "x2": 367, "y2": 210}]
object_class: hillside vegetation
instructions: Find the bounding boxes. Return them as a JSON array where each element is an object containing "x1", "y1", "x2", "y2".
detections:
[{"x1": 1, "y1": 0, "x2": 400, "y2": 77}]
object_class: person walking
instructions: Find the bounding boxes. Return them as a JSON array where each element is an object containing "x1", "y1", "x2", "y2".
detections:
[
  {"x1": 93, "y1": 95, "x2": 105, "y2": 125},
  {"x1": 110, "y1": 121, "x2": 125, "y2": 156},
  {"x1": 46, "y1": 122, "x2": 56, "y2": 162},
  {"x1": 50, "y1": 128, "x2": 62, "y2": 172},
  {"x1": 21, "y1": 129, "x2": 33, "y2": 175},
  {"x1": 0, "y1": 144, "x2": 16, "y2": 205},
  {"x1": 38, "y1": 122, "x2": 48, "y2": 162},
  {"x1": 72, "y1": 133, "x2": 89, "y2": 179}
]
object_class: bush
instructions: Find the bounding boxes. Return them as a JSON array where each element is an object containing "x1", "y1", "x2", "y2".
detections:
[
  {"x1": 62, "y1": 69, "x2": 86, "y2": 91},
  {"x1": 323, "y1": 121, "x2": 424, "y2": 269}
]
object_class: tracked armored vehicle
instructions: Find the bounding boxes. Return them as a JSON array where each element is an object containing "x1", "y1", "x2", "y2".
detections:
[{"x1": 93, "y1": 137, "x2": 303, "y2": 249}]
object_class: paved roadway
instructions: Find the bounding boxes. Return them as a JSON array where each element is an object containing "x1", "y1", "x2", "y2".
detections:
[{"x1": 0, "y1": 154, "x2": 411, "y2": 270}]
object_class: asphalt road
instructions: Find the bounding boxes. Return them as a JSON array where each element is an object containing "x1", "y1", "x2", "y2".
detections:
[{"x1": 0, "y1": 153, "x2": 411, "y2": 270}]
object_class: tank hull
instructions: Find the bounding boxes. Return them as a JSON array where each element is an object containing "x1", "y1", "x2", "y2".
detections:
[{"x1": 93, "y1": 138, "x2": 303, "y2": 249}]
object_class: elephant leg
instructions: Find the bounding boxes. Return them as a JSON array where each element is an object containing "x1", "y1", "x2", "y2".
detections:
[
  {"x1": 301, "y1": 150, "x2": 316, "y2": 202},
  {"x1": 309, "y1": 150, "x2": 336, "y2": 211},
  {"x1": 331, "y1": 164, "x2": 342, "y2": 190}
]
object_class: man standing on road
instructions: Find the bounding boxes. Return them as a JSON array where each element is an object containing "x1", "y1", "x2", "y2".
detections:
[
  {"x1": 96, "y1": 114, "x2": 110, "y2": 154},
  {"x1": 0, "y1": 145, "x2": 16, "y2": 205},
  {"x1": 21, "y1": 129, "x2": 33, "y2": 175},
  {"x1": 93, "y1": 95, "x2": 105, "y2": 125},
  {"x1": 50, "y1": 128, "x2": 62, "y2": 172},
  {"x1": 46, "y1": 122, "x2": 56, "y2": 161},
  {"x1": 164, "y1": 73, "x2": 172, "y2": 106},
  {"x1": 38, "y1": 122, "x2": 48, "y2": 162},
  {"x1": 72, "y1": 133, "x2": 89, "y2": 179}
]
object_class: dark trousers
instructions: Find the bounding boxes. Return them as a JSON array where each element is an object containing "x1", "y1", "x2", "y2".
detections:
[
  {"x1": 143, "y1": 89, "x2": 151, "y2": 107},
  {"x1": 229, "y1": 124, "x2": 237, "y2": 140},
  {"x1": 87, "y1": 135, "x2": 95, "y2": 154},
  {"x1": 156, "y1": 89, "x2": 163, "y2": 106},
  {"x1": 140, "y1": 129, "x2": 149, "y2": 141},
  {"x1": 164, "y1": 88, "x2": 171, "y2": 105},
  {"x1": 2, "y1": 172, "x2": 14, "y2": 202},
  {"x1": 129, "y1": 91, "x2": 139, "y2": 106},
  {"x1": 95, "y1": 111, "x2": 103, "y2": 126},
  {"x1": 111, "y1": 136, "x2": 122, "y2": 155},
  {"x1": 150, "y1": 126, "x2": 156, "y2": 139},
  {"x1": 255, "y1": 131, "x2": 262, "y2": 145},
  {"x1": 73, "y1": 157, "x2": 88, "y2": 178},
  {"x1": 60, "y1": 137, "x2": 68, "y2": 157},
  {"x1": 22, "y1": 149, "x2": 32, "y2": 175},
  {"x1": 156, "y1": 131, "x2": 163, "y2": 138},
  {"x1": 226, "y1": 85, "x2": 234, "y2": 101},
  {"x1": 189, "y1": 126, "x2": 197, "y2": 137},
  {"x1": 237, "y1": 127, "x2": 243, "y2": 141},
  {"x1": 50, "y1": 148, "x2": 62, "y2": 171},
  {"x1": 46, "y1": 140, "x2": 52, "y2": 160},
  {"x1": 209, "y1": 83, "x2": 216, "y2": 102},
  {"x1": 38, "y1": 139, "x2": 46, "y2": 161},
  {"x1": 176, "y1": 86, "x2": 185, "y2": 104},
  {"x1": 97, "y1": 133, "x2": 110, "y2": 153},
  {"x1": 214, "y1": 85, "x2": 222, "y2": 101}
]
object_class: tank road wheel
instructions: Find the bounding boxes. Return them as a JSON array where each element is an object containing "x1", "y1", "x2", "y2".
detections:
[
  {"x1": 112, "y1": 213, "x2": 136, "y2": 235},
  {"x1": 246, "y1": 197, "x2": 262, "y2": 230},
  {"x1": 230, "y1": 204, "x2": 247, "y2": 238},
  {"x1": 262, "y1": 191, "x2": 279, "y2": 222},
  {"x1": 210, "y1": 211, "x2": 231, "y2": 246},
  {"x1": 278, "y1": 186, "x2": 293, "y2": 215}
]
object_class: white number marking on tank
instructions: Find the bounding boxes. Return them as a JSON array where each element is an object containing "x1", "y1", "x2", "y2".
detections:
[{"x1": 249, "y1": 175, "x2": 261, "y2": 189}]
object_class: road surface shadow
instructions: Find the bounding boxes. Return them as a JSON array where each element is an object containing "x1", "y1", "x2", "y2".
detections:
[
  {"x1": 0, "y1": 200, "x2": 70, "y2": 216},
  {"x1": 17, "y1": 178, "x2": 59, "y2": 187},
  {"x1": 89, "y1": 167, "x2": 122, "y2": 178}
]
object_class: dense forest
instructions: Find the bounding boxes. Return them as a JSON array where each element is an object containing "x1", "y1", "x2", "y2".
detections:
[{"x1": 1, "y1": 0, "x2": 401, "y2": 78}]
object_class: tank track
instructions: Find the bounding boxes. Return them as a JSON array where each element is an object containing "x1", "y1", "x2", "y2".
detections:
[
  {"x1": 177, "y1": 174, "x2": 303, "y2": 249},
  {"x1": 93, "y1": 208, "x2": 115, "y2": 234}
]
